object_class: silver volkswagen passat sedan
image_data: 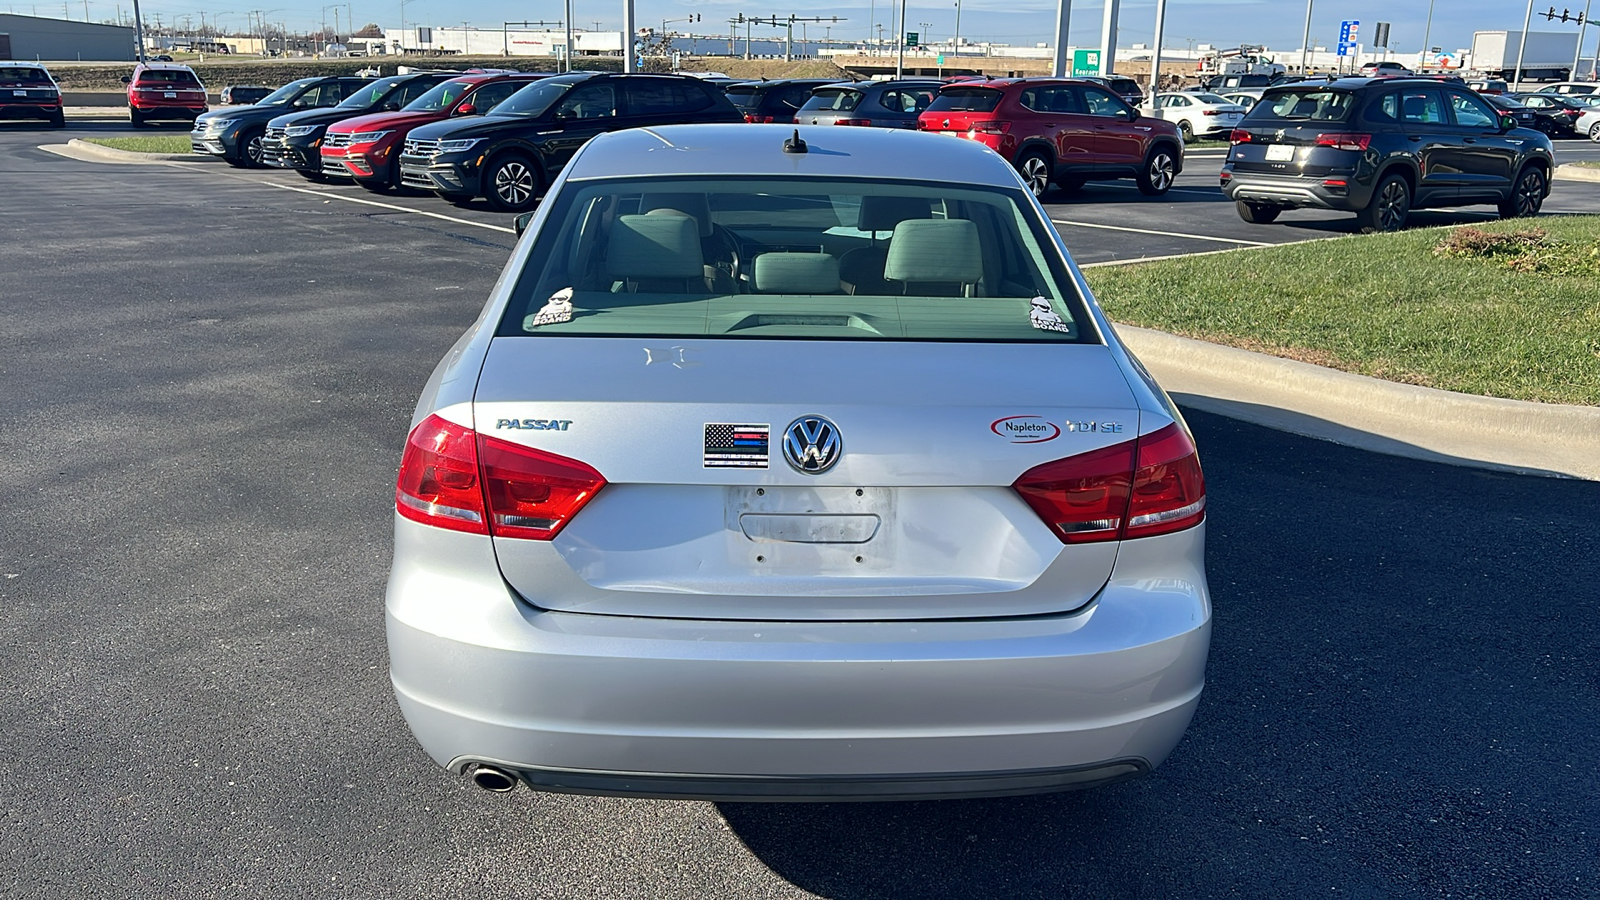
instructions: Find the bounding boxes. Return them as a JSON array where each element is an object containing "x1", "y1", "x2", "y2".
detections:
[{"x1": 387, "y1": 124, "x2": 1211, "y2": 801}]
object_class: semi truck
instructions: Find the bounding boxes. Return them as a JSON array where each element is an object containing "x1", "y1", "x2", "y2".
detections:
[{"x1": 1469, "y1": 30, "x2": 1579, "y2": 82}]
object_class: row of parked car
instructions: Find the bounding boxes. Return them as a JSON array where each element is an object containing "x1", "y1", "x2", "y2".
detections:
[{"x1": 166, "y1": 67, "x2": 1195, "y2": 210}]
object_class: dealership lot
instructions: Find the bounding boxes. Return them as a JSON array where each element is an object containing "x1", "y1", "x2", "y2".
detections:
[{"x1": 2, "y1": 125, "x2": 1598, "y2": 898}]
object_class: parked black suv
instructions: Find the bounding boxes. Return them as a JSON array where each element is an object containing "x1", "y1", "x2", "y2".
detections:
[
  {"x1": 398, "y1": 73, "x2": 743, "y2": 212},
  {"x1": 191, "y1": 76, "x2": 372, "y2": 167},
  {"x1": 261, "y1": 72, "x2": 459, "y2": 179},
  {"x1": 1222, "y1": 77, "x2": 1555, "y2": 232}
]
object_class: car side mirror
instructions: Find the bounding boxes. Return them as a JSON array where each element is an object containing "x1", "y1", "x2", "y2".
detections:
[
  {"x1": 455, "y1": 102, "x2": 476, "y2": 116},
  {"x1": 383, "y1": 100, "x2": 402, "y2": 111},
  {"x1": 1118, "y1": 108, "x2": 1138, "y2": 122},
  {"x1": 121, "y1": 75, "x2": 131, "y2": 84},
  {"x1": 1500, "y1": 114, "x2": 1517, "y2": 130},
  {"x1": 554, "y1": 109, "x2": 575, "y2": 121},
  {"x1": 514, "y1": 211, "x2": 536, "y2": 236}
]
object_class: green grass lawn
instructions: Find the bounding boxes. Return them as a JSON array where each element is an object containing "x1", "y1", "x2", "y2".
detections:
[
  {"x1": 1083, "y1": 215, "x2": 1600, "y2": 406},
  {"x1": 82, "y1": 136, "x2": 193, "y2": 154}
]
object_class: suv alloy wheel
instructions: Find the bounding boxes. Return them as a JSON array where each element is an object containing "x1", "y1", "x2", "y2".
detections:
[
  {"x1": 1137, "y1": 148, "x2": 1178, "y2": 196},
  {"x1": 1357, "y1": 174, "x2": 1411, "y2": 233},
  {"x1": 486, "y1": 154, "x2": 541, "y2": 212},
  {"x1": 1016, "y1": 150, "x2": 1053, "y2": 199},
  {"x1": 1498, "y1": 167, "x2": 1546, "y2": 219}
]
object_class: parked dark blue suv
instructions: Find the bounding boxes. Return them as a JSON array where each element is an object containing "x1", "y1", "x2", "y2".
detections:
[{"x1": 1221, "y1": 77, "x2": 1555, "y2": 233}]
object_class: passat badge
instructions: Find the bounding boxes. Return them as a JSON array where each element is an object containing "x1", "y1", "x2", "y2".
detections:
[{"x1": 782, "y1": 416, "x2": 841, "y2": 474}]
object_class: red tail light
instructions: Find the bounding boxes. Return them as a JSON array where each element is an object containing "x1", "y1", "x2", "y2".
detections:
[
  {"x1": 396, "y1": 414, "x2": 488, "y2": 534},
  {"x1": 1229, "y1": 129, "x2": 1252, "y2": 144},
  {"x1": 1012, "y1": 422, "x2": 1204, "y2": 544},
  {"x1": 833, "y1": 118, "x2": 872, "y2": 126},
  {"x1": 1313, "y1": 132, "x2": 1372, "y2": 151},
  {"x1": 477, "y1": 434, "x2": 605, "y2": 540},
  {"x1": 396, "y1": 414, "x2": 605, "y2": 540},
  {"x1": 970, "y1": 120, "x2": 1010, "y2": 134},
  {"x1": 1202, "y1": 109, "x2": 1222, "y2": 116},
  {"x1": 743, "y1": 113, "x2": 776, "y2": 123}
]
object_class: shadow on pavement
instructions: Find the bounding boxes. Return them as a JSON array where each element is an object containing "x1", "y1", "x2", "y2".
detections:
[{"x1": 718, "y1": 410, "x2": 1600, "y2": 899}]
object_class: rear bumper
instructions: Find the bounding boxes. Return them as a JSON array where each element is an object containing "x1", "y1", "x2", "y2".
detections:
[
  {"x1": 0, "y1": 102, "x2": 61, "y2": 121},
  {"x1": 1222, "y1": 170, "x2": 1371, "y2": 210},
  {"x1": 133, "y1": 103, "x2": 205, "y2": 121},
  {"x1": 386, "y1": 518, "x2": 1211, "y2": 800}
]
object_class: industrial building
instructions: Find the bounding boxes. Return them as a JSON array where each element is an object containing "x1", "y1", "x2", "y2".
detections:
[{"x1": 0, "y1": 13, "x2": 135, "y2": 61}]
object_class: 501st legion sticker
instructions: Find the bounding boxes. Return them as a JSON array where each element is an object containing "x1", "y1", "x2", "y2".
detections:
[{"x1": 704, "y1": 423, "x2": 770, "y2": 468}]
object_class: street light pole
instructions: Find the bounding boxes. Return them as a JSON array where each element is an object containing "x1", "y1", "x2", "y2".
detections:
[
  {"x1": 1572, "y1": 0, "x2": 1593, "y2": 79},
  {"x1": 1513, "y1": 0, "x2": 1535, "y2": 88},
  {"x1": 131, "y1": 0, "x2": 145, "y2": 60},
  {"x1": 1050, "y1": 0, "x2": 1070, "y2": 77},
  {"x1": 953, "y1": 0, "x2": 961, "y2": 59},
  {"x1": 895, "y1": 0, "x2": 906, "y2": 75},
  {"x1": 1299, "y1": 0, "x2": 1314, "y2": 74},
  {"x1": 1148, "y1": 0, "x2": 1166, "y2": 106},
  {"x1": 1099, "y1": 0, "x2": 1119, "y2": 75},
  {"x1": 1420, "y1": 0, "x2": 1435, "y2": 68}
]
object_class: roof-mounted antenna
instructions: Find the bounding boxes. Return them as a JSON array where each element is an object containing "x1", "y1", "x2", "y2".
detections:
[{"x1": 783, "y1": 129, "x2": 809, "y2": 154}]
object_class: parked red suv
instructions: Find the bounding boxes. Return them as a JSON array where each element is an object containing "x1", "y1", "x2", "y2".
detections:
[
  {"x1": 918, "y1": 78, "x2": 1184, "y2": 199},
  {"x1": 122, "y1": 62, "x2": 207, "y2": 126},
  {"x1": 320, "y1": 71, "x2": 544, "y2": 193}
]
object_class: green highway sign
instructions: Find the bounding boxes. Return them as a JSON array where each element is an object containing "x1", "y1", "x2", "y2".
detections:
[
  {"x1": 905, "y1": 31, "x2": 919, "y2": 46},
  {"x1": 1072, "y1": 48, "x2": 1102, "y2": 77}
]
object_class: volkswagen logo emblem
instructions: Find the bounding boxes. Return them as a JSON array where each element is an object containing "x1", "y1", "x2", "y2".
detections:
[{"x1": 782, "y1": 415, "x2": 842, "y2": 475}]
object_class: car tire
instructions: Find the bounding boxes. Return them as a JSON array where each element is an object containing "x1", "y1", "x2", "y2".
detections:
[
  {"x1": 1055, "y1": 175, "x2": 1087, "y2": 191},
  {"x1": 1356, "y1": 173, "x2": 1411, "y2": 234},
  {"x1": 1178, "y1": 120, "x2": 1194, "y2": 143},
  {"x1": 1589, "y1": 121, "x2": 1600, "y2": 142},
  {"x1": 129, "y1": 110, "x2": 144, "y2": 128},
  {"x1": 484, "y1": 153, "x2": 542, "y2": 213},
  {"x1": 1136, "y1": 146, "x2": 1178, "y2": 196},
  {"x1": 239, "y1": 129, "x2": 266, "y2": 168},
  {"x1": 1236, "y1": 201, "x2": 1281, "y2": 224},
  {"x1": 49, "y1": 112, "x2": 66, "y2": 129},
  {"x1": 1498, "y1": 166, "x2": 1546, "y2": 219},
  {"x1": 1015, "y1": 149, "x2": 1053, "y2": 200}
]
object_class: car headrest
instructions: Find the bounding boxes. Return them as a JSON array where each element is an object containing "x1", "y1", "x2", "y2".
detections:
[
  {"x1": 752, "y1": 252, "x2": 841, "y2": 294},
  {"x1": 606, "y1": 215, "x2": 704, "y2": 280},
  {"x1": 882, "y1": 219, "x2": 984, "y2": 284},
  {"x1": 639, "y1": 192, "x2": 714, "y2": 237},
  {"x1": 857, "y1": 195, "x2": 933, "y2": 233}
]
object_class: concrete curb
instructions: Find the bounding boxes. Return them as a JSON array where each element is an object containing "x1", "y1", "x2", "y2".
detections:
[
  {"x1": 1553, "y1": 163, "x2": 1600, "y2": 184},
  {"x1": 42, "y1": 139, "x2": 212, "y2": 164},
  {"x1": 1116, "y1": 324, "x2": 1600, "y2": 481}
]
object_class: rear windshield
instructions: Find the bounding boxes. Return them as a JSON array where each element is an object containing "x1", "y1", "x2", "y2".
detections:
[
  {"x1": 723, "y1": 85, "x2": 764, "y2": 109},
  {"x1": 0, "y1": 67, "x2": 52, "y2": 85},
  {"x1": 1108, "y1": 79, "x2": 1139, "y2": 94},
  {"x1": 1246, "y1": 88, "x2": 1356, "y2": 123},
  {"x1": 405, "y1": 78, "x2": 473, "y2": 112},
  {"x1": 800, "y1": 88, "x2": 863, "y2": 112},
  {"x1": 497, "y1": 177, "x2": 1094, "y2": 344},
  {"x1": 136, "y1": 69, "x2": 201, "y2": 86},
  {"x1": 926, "y1": 88, "x2": 1003, "y2": 113}
]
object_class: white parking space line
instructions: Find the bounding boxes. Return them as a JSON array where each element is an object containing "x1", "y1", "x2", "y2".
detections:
[
  {"x1": 259, "y1": 180, "x2": 516, "y2": 234},
  {"x1": 1084, "y1": 182, "x2": 1225, "y2": 197},
  {"x1": 1051, "y1": 218, "x2": 1275, "y2": 246}
]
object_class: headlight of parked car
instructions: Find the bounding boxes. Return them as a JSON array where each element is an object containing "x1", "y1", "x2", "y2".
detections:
[
  {"x1": 438, "y1": 138, "x2": 483, "y2": 152},
  {"x1": 348, "y1": 130, "x2": 391, "y2": 143},
  {"x1": 207, "y1": 118, "x2": 237, "y2": 131},
  {"x1": 284, "y1": 125, "x2": 320, "y2": 137}
]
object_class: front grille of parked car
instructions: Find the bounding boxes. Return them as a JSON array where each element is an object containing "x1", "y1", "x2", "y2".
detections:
[
  {"x1": 399, "y1": 166, "x2": 437, "y2": 190},
  {"x1": 322, "y1": 155, "x2": 351, "y2": 176},
  {"x1": 322, "y1": 132, "x2": 352, "y2": 150},
  {"x1": 403, "y1": 137, "x2": 441, "y2": 157},
  {"x1": 264, "y1": 125, "x2": 285, "y2": 139}
]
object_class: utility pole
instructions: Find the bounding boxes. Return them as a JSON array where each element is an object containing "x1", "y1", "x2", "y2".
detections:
[
  {"x1": 1420, "y1": 0, "x2": 1435, "y2": 69},
  {"x1": 564, "y1": 0, "x2": 573, "y2": 71},
  {"x1": 1050, "y1": 0, "x2": 1070, "y2": 77},
  {"x1": 1147, "y1": 0, "x2": 1166, "y2": 109},
  {"x1": 623, "y1": 0, "x2": 636, "y2": 72},
  {"x1": 131, "y1": 0, "x2": 144, "y2": 60},
  {"x1": 953, "y1": 0, "x2": 961, "y2": 59},
  {"x1": 1299, "y1": 0, "x2": 1314, "y2": 74},
  {"x1": 894, "y1": 0, "x2": 906, "y2": 74},
  {"x1": 1572, "y1": 0, "x2": 1594, "y2": 79}
]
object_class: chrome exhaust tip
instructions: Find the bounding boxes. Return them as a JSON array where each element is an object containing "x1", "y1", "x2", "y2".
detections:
[{"x1": 470, "y1": 765, "x2": 518, "y2": 793}]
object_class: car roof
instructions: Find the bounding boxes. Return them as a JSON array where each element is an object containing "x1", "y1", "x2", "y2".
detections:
[
  {"x1": 567, "y1": 124, "x2": 1020, "y2": 188},
  {"x1": 133, "y1": 62, "x2": 197, "y2": 72}
]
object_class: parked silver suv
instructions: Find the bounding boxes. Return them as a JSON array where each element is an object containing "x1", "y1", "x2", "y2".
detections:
[{"x1": 387, "y1": 124, "x2": 1212, "y2": 801}]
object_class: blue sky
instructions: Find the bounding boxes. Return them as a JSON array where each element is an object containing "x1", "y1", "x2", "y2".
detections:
[{"x1": 61, "y1": 1, "x2": 1599, "y2": 54}]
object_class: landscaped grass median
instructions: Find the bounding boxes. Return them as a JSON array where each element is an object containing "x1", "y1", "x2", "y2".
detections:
[
  {"x1": 82, "y1": 136, "x2": 192, "y2": 154},
  {"x1": 1082, "y1": 215, "x2": 1600, "y2": 406}
]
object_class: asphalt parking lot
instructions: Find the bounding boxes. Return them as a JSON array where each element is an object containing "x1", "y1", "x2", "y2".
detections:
[{"x1": 2, "y1": 123, "x2": 1598, "y2": 899}]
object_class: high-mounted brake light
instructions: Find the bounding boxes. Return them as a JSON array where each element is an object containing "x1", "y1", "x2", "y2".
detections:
[
  {"x1": 1012, "y1": 422, "x2": 1205, "y2": 544},
  {"x1": 1313, "y1": 132, "x2": 1372, "y2": 151},
  {"x1": 395, "y1": 414, "x2": 605, "y2": 540}
]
